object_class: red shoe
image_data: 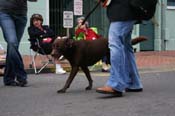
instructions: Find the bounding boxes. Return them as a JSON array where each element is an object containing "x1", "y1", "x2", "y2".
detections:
[{"x1": 96, "y1": 86, "x2": 123, "y2": 97}]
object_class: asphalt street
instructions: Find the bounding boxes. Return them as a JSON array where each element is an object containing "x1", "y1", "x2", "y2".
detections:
[{"x1": 0, "y1": 71, "x2": 175, "y2": 116}]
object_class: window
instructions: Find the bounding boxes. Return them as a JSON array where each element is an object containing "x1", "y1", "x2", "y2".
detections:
[{"x1": 167, "y1": 0, "x2": 175, "y2": 9}]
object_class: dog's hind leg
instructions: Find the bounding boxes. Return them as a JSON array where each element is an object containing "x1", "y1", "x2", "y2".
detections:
[
  {"x1": 57, "y1": 66, "x2": 79, "y2": 93},
  {"x1": 81, "y1": 66, "x2": 93, "y2": 90}
]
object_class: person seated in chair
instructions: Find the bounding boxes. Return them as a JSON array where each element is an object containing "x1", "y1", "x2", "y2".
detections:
[
  {"x1": 28, "y1": 14, "x2": 66, "y2": 74},
  {"x1": 75, "y1": 16, "x2": 110, "y2": 72},
  {"x1": 75, "y1": 16, "x2": 100, "y2": 41}
]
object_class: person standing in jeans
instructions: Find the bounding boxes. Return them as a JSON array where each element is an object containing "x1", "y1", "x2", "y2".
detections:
[
  {"x1": 0, "y1": 0, "x2": 37, "y2": 87},
  {"x1": 96, "y1": 0, "x2": 143, "y2": 96}
]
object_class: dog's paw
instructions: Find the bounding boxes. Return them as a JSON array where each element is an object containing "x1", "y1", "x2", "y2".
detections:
[
  {"x1": 57, "y1": 89, "x2": 66, "y2": 93},
  {"x1": 85, "y1": 86, "x2": 92, "y2": 90}
]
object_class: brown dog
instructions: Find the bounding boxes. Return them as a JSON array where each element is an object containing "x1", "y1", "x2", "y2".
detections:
[{"x1": 51, "y1": 36, "x2": 147, "y2": 93}]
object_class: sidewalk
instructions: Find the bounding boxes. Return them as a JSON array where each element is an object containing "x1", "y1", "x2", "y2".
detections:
[
  {"x1": 1, "y1": 50, "x2": 175, "y2": 74},
  {"x1": 24, "y1": 50, "x2": 175, "y2": 73},
  {"x1": 136, "y1": 51, "x2": 175, "y2": 73}
]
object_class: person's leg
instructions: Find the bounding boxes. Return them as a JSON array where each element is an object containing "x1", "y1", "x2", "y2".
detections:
[
  {"x1": 106, "y1": 21, "x2": 136, "y2": 92},
  {"x1": 0, "y1": 12, "x2": 18, "y2": 85},
  {"x1": 101, "y1": 56, "x2": 110, "y2": 72},
  {"x1": 124, "y1": 32, "x2": 143, "y2": 90},
  {"x1": 13, "y1": 15, "x2": 28, "y2": 84},
  {"x1": 0, "y1": 12, "x2": 27, "y2": 86}
]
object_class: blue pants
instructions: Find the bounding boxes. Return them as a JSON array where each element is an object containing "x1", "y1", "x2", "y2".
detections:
[
  {"x1": 102, "y1": 56, "x2": 110, "y2": 64},
  {"x1": 106, "y1": 21, "x2": 143, "y2": 92},
  {"x1": 0, "y1": 12, "x2": 27, "y2": 84}
]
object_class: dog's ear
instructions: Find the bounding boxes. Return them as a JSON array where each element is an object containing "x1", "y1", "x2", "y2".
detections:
[{"x1": 65, "y1": 38, "x2": 74, "y2": 48}]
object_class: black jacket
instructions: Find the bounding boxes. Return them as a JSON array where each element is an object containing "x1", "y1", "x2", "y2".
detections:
[
  {"x1": 28, "y1": 25, "x2": 55, "y2": 54},
  {"x1": 28, "y1": 25, "x2": 55, "y2": 39},
  {"x1": 107, "y1": 0, "x2": 138, "y2": 22},
  {"x1": 0, "y1": 0, "x2": 27, "y2": 15}
]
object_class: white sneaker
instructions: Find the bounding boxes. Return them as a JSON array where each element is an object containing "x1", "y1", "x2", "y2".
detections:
[
  {"x1": 56, "y1": 68, "x2": 66, "y2": 74},
  {"x1": 55, "y1": 64, "x2": 66, "y2": 74}
]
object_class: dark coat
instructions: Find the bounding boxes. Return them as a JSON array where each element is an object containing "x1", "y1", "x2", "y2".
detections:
[
  {"x1": 107, "y1": 0, "x2": 138, "y2": 22},
  {"x1": 28, "y1": 25, "x2": 55, "y2": 39},
  {"x1": 28, "y1": 25, "x2": 55, "y2": 54},
  {"x1": 0, "y1": 0, "x2": 27, "y2": 15}
]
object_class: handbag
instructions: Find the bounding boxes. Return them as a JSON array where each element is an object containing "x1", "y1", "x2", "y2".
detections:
[{"x1": 130, "y1": 0, "x2": 158, "y2": 20}]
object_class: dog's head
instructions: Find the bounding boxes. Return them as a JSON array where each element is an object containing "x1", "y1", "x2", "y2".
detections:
[{"x1": 51, "y1": 36, "x2": 75, "y2": 59}]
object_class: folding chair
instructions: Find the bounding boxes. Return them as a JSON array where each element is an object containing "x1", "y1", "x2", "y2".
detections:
[{"x1": 28, "y1": 37, "x2": 55, "y2": 74}]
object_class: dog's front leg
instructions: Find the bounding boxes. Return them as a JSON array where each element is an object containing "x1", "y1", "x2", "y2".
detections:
[
  {"x1": 57, "y1": 66, "x2": 79, "y2": 93},
  {"x1": 81, "y1": 66, "x2": 93, "y2": 90}
]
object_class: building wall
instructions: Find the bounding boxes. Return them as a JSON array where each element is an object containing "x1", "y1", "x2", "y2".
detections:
[
  {"x1": 154, "y1": 1, "x2": 162, "y2": 51},
  {"x1": 165, "y1": 8, "x2": 175, "y2": 50},
  {"x1": 155, "y1": 0, "x2": 175, "y2": 51},
  {"x1": 0, "y1": 0, "x2": 49, "y2": 55}
]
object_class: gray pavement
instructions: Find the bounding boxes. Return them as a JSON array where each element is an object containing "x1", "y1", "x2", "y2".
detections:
[{"x1": 0, "y1": 71, "x2": 175, "y2": 116}]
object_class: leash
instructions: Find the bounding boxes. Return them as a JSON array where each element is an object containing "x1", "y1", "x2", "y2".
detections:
[{"x1": 82, "y1": 0, "x2": 101, "y2": 25}]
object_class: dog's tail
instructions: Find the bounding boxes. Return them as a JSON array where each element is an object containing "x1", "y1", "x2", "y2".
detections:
[{"x1": 131, "y1": 36, "x2": 148, "y2": 45}]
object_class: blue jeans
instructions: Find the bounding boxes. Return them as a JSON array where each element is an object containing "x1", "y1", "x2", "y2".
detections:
[
  {"x1": 102, "y1": 56, "x2": 110, "y2": 64},
  {"x1": 0, "y1": 12, "x2": 27, "y2": 84},
  {"x1": 106, "y1": 21, "x2": 143, "y2": 92}
]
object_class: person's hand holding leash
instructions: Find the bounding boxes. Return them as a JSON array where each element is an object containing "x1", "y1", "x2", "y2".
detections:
[{"x1": 99, "y1": 0, "x2": 112, "y2": 7}]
